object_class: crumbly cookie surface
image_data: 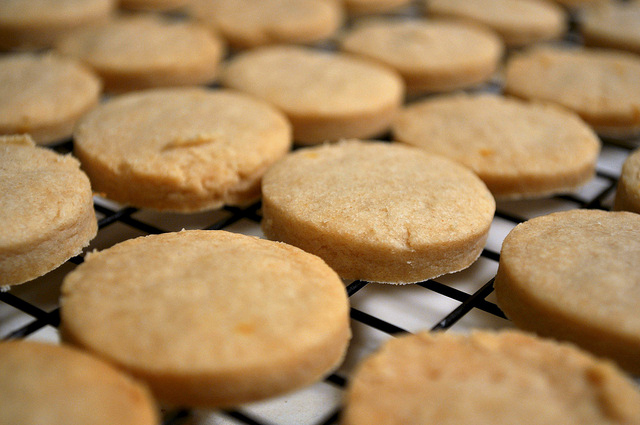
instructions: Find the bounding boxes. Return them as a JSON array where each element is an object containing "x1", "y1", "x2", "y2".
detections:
[
  {"x1": 261, "y1": 140, "x2": 495, "y2": 283},
  {"x1": 342, "y1": 330, "x2": 640, "y2": 425},
  {"x1": 60, "y1": 230, "x2": 350, "y2": 408},
  {"x1": 494, "y1": 209, "x2": 640, "y2": 375},
  {"x1": 73, "y1": 87, "x2": 292, "y2": 212},
  {"x1": 393, "y1": 93, "x2": 601, "y2": 199}
]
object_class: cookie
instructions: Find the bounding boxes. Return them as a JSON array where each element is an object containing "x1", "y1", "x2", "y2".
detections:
[
  {"x1": 261, "y1": 140, "x2": 495, "y2": 284},
  {"x1": 504, "y1": 46, "x2": 640, "y2": 138},
  {"x1": 60, "y1": 230, "x2": 351, "y2": 408},
  {"x1": 342, "y1": 330, "x2": 640, "y2": 425},
  {"x1": 120, "y1": 0, "x2": 190, "y2": 11},
  {"x1": 338, "y1": 18, "x2": 503, "y2": 94},
  {"x1": 0, "y1": 53, "x2": 101, "y2": 145},
  {"x1": 0, "y1": 0, "x2": 115, "y2": 51},
  {"x1": 392, "y1": 93, "x2": 601, "y2": 199},
  {"x1": 342, "y1": 0, "x2": 413, "y2": 15},
  {"x1": 190, "y1": 0, "x2": 344, "y2": 49},
  {"x1": 220, "y1": 45, "x2": 404, "y2": 145},
  {"x1": 494, "y1": 209, "x2": 640, "y2": 375},
  {"x1": 73, "y1": 87, "x2": 292, "y2": 212},
  {"x1": 0, "y1": 340, "x2": 158, "y2": 425},
  {"x1": 55, "y1": 14, "x2": 225, "y2": 93},
  {"x1": 614, "y1": 147, "x2": 640, "y2": 213},
  {"x1": 580, "y1": 0, "x2": 640, "y2": 55},
  {"x1": 0, "y1": 135, "x2": 97, "y2": 288},
  {"x1": 424, "y1": 0, "x2": 567, "y2": 47}
]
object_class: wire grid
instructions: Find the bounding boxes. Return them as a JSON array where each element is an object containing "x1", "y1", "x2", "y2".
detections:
[{"x1": 0, "y1": 135, "x2": 633, "y2": 425}]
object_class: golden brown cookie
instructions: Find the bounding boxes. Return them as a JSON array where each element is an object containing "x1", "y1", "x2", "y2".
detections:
[
  {"x1": 219, "y1": 45, "x2": 404, "y2": 145},
  {"x1": 0, "y1": 53, "x2": 101, "y2": 145},
  {"x1": 0, "y1": 340, "x2": 158, "y2": 425},
  {"x1": 392, "y1": 93, "x2": 601, "y2": 199},
  {"x1": 0, "y1": 135, "x2": 97, "y2": 288},
  {"x1": 580, "y1": 0, "x2": 640, "y2": 55},
  {"x1": 191, "y1": 0, "x2": 344, "y2": 49},
  {"x1": 342, "y1": 330, "x2": 640, "y2": 425},
  {"x1": 261, "y1": 140, "x2": 495, "y2": 284},
  {"x1": 0, "y1": 0, "x2": 115, "y2": 51},
  {"x1": 60, "y1": 230, "x2": 351, "y2": 408},
  {"x1": 73, "y1": 87, "x2": 292, "y2": 212},
  {"x1": 342, "y1": 0, "x2": 412, "y2": 15},
  {"x1": 494, "y1": 209, "x2": 640, "y2": 375},
  {"x1": 119, "y1": 0, "x2": 190, "y2": 11},
  {"x1": 338, "y1": 18, "x2": 503, "y2": 94},
  {"x1": 614, "y1": 147, "x2": 640, "y2": 213},
  {"x1": 504, "y1": 46, "x2": 640, "y2": 138},
  {"x1": 424, "y1": 0, "x2": 567, "y2": 47},
  {"x1": 55, "y1": 14, "x2": 225, "y2": 93}
]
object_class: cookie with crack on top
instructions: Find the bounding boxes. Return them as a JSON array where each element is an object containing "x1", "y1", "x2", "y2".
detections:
[
  {"x1": 73, "y1": 87, "x2": 292, "y2": 212},
  {"x1": 261, "y1": 140, "x2": 495, "y2": 283}
]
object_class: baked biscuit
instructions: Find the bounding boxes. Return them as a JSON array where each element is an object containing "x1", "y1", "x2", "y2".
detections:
[
  {"x1": 191, "y1": 0, "x2": 344, "y2": 49},
  {"x1": 0, "y1": 340, "x2": 158, "y2": 425},
  {"x1": 580, "y1": 0, "x2": 640, "y2": 55},
  {"x1": 342, "y1": 330, "x2": 640, "y2": 425},
  {"x1": 392, "y1": 93, "x2": 601, "y2": 199},
  {"x1": 55, "y1": 14, "x2": 225, "y2": 93},
  {"x1": 0, "y1": 53, "x2": 101, "y2": 145},
  {"x1": 0, "y1": 0, "x2": 115, "y2": 51},
  {"x1": 424, "y1": 0, "x2": 566, "y2": 47},
  {"x1": 261, "y1": 140, "x2": 495, "y2": 283},
  {"x1": 494, "y1": 209, "x2": 640, "y2": 375},
  {"x1": 120, "y1": 0, "x2": 190, "y2": 11},
  {"x1": 220, "y1": 45, "x2": 404, "y2": 145},
  {"x1": 614, "y1": 147, "x2": 640, "y2": 213},
  {"x1": 0, "y1": 135, "x2": 97, "y2": 287},
  {"x1": 73, "y1": 87, "x2": 292, "y2": 212},
  {"x1": 504, "y1": 46, "x2": 640, "y2": 138},
  {"x1": 342, "y1": 0, "x2": 413, "y2": 15},
  {"x1": 60, "y1": 230, "x2": 351, "y2": 408},
  {"x1": 339, "y1": 18, "x2": 503, "y2": 95}
]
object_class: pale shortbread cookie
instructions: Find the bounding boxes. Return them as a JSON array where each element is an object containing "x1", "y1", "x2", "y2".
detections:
[
  {"x1": 504, "y1": 46, "x2": 640, "y2": 138},
  {"x1": 580, "y1": 0, "x2": 640, "y2": 55},
  {"x1": 0, "y1": 53, "x2": 101, "y2": 145},
  {"x1": 220, "y1": 45, "x2": 404, "y2": 145},
  {"x1": 0, "y1": 135, "x2": 97, "y2": 287},
  {"x1": 614, "y1": 148, "x2": 640, "y2": 213},
  {"x1": 191, "y1": 0, "x2": 344, "y2": 49},
  {"x1": 0, "y1": 340, "x2": 158, "y2": 425},
  {"x1": 338, "y1": 19, "x2": 503, "y2": 94},
  {"x1": 494, "y1": 210, "x2": 640, "y2": 375},
  {"x1": 424, "y1": 0, "x2": 567, "y2": 47},
  {"x1": 342, "y1": 330, "x2": 640, "y2": 425},
  {"x1": 55, "y1": 14, "x2": 225, "y2": 93},
  {"x1": 261, "y1": 140, "x2": 495, "y2": 284},
  {"x1": 392, "y1": 93, "x2": 601, "y2": 199},
  {"x1": 0, "y1": 0, "x2": 115, "y2": 50},
  {"x1": 60, "y1": 230, "x2": 351, "y2": 408},
  {"x1": 342, "y1": 0, "x2": 413, "y2": 15},
  {"x1": 73, "y1": 87, "x2": 292, "y2": 212}
]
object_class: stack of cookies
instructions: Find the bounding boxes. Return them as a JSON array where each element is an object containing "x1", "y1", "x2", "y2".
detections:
[{"x1": 2, "y1": 0, "x2": 640, "y2": 423}]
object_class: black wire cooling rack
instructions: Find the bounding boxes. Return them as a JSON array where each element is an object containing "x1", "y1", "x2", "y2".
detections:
[{"x1": 0, "y1": 135, "x2": 634, "y2": 425}]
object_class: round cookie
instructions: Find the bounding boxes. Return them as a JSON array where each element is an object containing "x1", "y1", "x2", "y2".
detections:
[
  {"x1": 0, "y1": 0, "x2": 115, "y2": 51},
  {"x1": 338, "y1": 18, "x2": 503, "y2": 95},
  {"x1": 219, "y1": 45, "x2": 405, "y2": 145},
  {"x1": 392, "y1": 93, "x2": 601, "y2": 199},
  {"x1": 0, "y1": 53, "x2": 101, "y2": 145},
  {"x1": 60, "y1": 230, "x2": 351, "y2": 408},
  {"x1": 0, "y1": 135, "x2": 97, "y2": 287},
  {"x1": 494, "y1": 209, "x2": 640, "y2": 375},
  {"x1": 261, "y1": 140, "x2": 495, "y2": 284},
  {"x1": 190, "y1": 0, "x2": 344, "y2": 49},
  {"x1": 55, "y1": 14, "x2": 225, "y2": 93},
  {"x1": 424, "y1": 0, "x2": 567, "y2": 47},
  {"x1": 0, "y1": 340, "x2": 158, "y2": 425},
  {"x1": 342, "y1": 0, "x2": 413, "y2": 15},
  {"x1": 342, "y1": 330, "x2": 640, "y2": 425},
  {"x1": 504, "y1": 46, "x2": 640, "y2": 138},
  {"x1": 73, "y1": 87, "x2": 292, "y2": 213},
  {"x1": 580, "y1": 0, "x2": 640, "y2": 55},
  {"x1": 614, "y1": 147, "x2": 640, "y2": 213}
]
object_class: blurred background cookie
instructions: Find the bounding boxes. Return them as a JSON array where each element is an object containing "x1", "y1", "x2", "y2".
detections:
[{"x1": 579, "y1": 0, "x2": 640, "y2": 55}]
